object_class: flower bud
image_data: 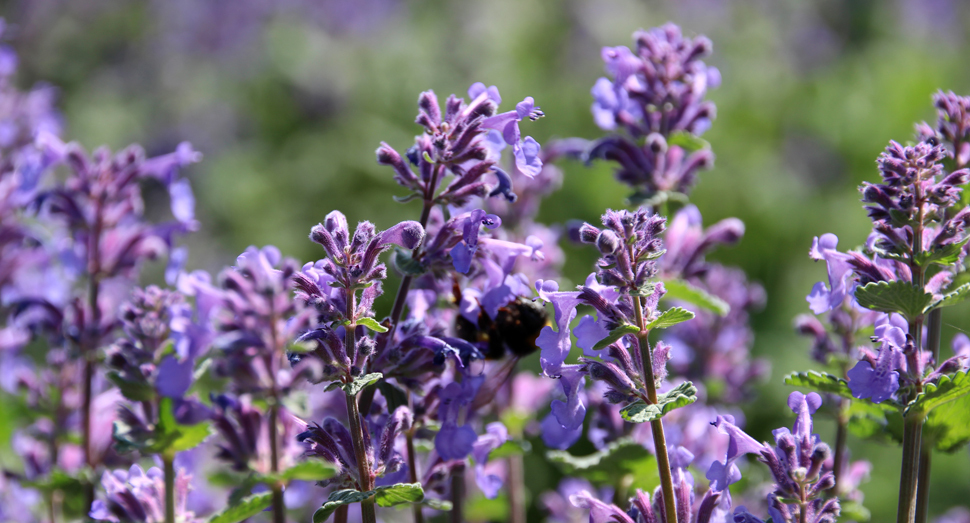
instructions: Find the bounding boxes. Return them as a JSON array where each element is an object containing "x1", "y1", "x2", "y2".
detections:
[{"x1": 596, "y1": 230, "x2": 621, "y2": 254}]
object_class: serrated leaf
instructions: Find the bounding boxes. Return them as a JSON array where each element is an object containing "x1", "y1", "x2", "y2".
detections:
[
  {"x1": 279, "y1": 460, "x2": 338, "y2": 482},
  {"x1": 170, "y1": 420, "x2": 213, "y2": 452},
  {"x1": 925, "y1": 282, "x2": 970, "y2": 312},
  {"x1": 785, "y1": 371, "x2": 854, "y2": 399},
  {"x1": 373, "y1": 482, "x2": 424, "y2": 507},
  {"x1": 207, "y1": 492, "x2": 273, "y2": 523},
  {"x1": 314, "y1": 489, "x2": 372, "y2": 522},
  {"x1": 854, "y1": 280, "x2": 932, "y2": 320},
  {"x1": 667, "y1": 131, "x2": 711, "y2": 152},
  {"x1": 547, "y1": 438, "x2": 659, "y2": 490},
  {"x1": 844, "y1": 400, "x2": 904, "y2": 444},
  {"x1": 661, "y1": 279, "x2": 730, "y2": 316},
  {"x1": 592, "y1": 323, "x2": 640, "y2": 351},
  {"x1": 906, "y1": 370, "x2": 970, "y2": 417},
  {"x1": 916, "y1": 238, "x2": 970, "y2": 267},
  {"x1": 620, "y1": 382, "x2": 697, "y2": 423},
  {"x1": 106, "y1": 371, "x2": 156, "y2": 402},
  {"x1": 645, "y1": 307, "x2": 695, "y2": 330},
  {"x1": 923, "y1": 393, "x2": 970, "y2": 452},
  {"x1": 630, "y1": 282, "x2": 659, "y2": 297},
  {"x1": 344, "y1": 372, "x2": 384, "y2": 396},
  {"x1": 357, "y1": 317, "x2": 388, "y2": 333},
  {"x1": 312, "y1": 483, "x2": 424, "y2": 522}
]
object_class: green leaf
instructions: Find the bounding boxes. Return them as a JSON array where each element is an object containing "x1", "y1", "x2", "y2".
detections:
[
  {"x1": 393, "y1": 248, "x2": 427, "y2": 276},
  {"x1": 630, "y1": 282, "x2": 659, "y2": 297},
  {"x1": 314, "y1": 489, "x2": 373, "y2": 522},
  {"x1": 785, "y1": 371, "x2": 854, "y2": 399},
  {"x1": 377, "y1": 380, "x2": 409, "y2": 412},
  {"x1": 661, "y1": 279, "x2": 730, "y2": 316},
  {"x1": 157, "y1": 397, "x2": 213, "y2": 452},
  {"x1": 489, "y1": 439, "x2": 532, "y2": 460},
  {"x1": 312, "y1": 484, "x2": 424, "y2": 522},
  {"x1": 666, "y1": 131, "x2": 711, "y2": 152},
  {"x1": 547, "y1": 438, "x2": 660, "y2": 491},
  {"x1": 393, "y1": 193, "x2": 419, "y2": 203},
  {"x1": 844, "y1": 400, "x2": 904, "y2": 444},
  {"x1": 619, "y1": 382, "x2": 697, "y2": 423},
  {"x1": 916, "y1": 238, "x2": 970, "y2": 267},
  {"x1": 279, "y1": 460, "x2": 338, "y2": 482},
  {"x1": 373, "y1": 482, "x2": 425, "y2": 507},
  {"x1": 906, "y1": 370, "x2": 970, "y2": 417},
  {"x1": 170, "y1": 420, "x2": 213, "y2": 452},
  {"x1": 357, "y1": 317, "x2": 388, "y2": 333},
  {"x1": 854, "y1": 280, "x2": 932, "y2": 320},
  {"x1": 645, "y1": 307, "x2": 695, "y2": 330},
  {"x1": 839, "y1": 501, "x2": 871, "y2": 522},
  {"x1": 923, "y1": 393, "x2": 970, "y2": 452},
  {"x1": 592, "y1": 323, "x2": 640, "y2": 351},
  {"x1": 422, "y1": 497, "x2": 453, "y2": 511},
  {"x1": 106, "y1": 371, "x2": 155, "y2": 402},
  {"x1": 207, "y1": 492, "x2": 273, "y2": 523},
  {"x1": 344, "y1": 372, "x2": 384, "y2": 396},
  {"x1": 925, "y1": 282, "x2": 970, "y2": 312}
]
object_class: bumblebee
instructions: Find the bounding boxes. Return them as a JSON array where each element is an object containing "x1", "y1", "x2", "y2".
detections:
[{"x1": 455, "y1": 296, "x2": 548, "y2": 360}]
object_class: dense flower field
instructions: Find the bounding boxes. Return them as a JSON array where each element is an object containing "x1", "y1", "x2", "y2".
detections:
[{"x1": 1, "y1": 14, "x2": 970, "y2": 523}]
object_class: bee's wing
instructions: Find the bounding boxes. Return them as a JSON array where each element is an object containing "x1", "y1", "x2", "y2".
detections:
[{"x1": 470, "y1": 357, "x2": 519, "y2": 412}]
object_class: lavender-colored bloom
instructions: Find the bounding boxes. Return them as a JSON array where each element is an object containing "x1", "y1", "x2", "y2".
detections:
[
  {"x1": 806, "y1": 234, "x2": 855, "y2": 315},
  {"x1": 706, "y1": 414, "x2": 762, "y2": 492},
  {"x1": 470, "y1": 422, "x2": 510, "y2": 499},
  {"x1": 377, "y1": 82, "x2": 543, "y2": 208},
  {"x1": 709, "y1": 393, "x2": 840, "y2": 523},
  {"x1": 89, "y1": 464, "x2": 201, "y2": 523},
  {"x1": 585, "y1": 25, "x2": 719, "y2": 198},
  {"x1": 434, "y1": 376, "x2": 484, "y2": 461},
  {"x1": 846, "y1": 348, "x2": 901, "y2": 404},
  {"x1": 211, "y1": 394, "x2": 306, "y2": 476}
]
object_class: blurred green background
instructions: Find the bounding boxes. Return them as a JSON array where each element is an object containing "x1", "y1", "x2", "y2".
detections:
[{"x1": 4, "y1": 0, "x2": 970, "y2": 519}]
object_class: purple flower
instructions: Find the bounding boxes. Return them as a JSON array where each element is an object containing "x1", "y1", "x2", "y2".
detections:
[
  {"x1": 471, "y1": 422, "x2": 509, "y2": 498},
  {"x1": 846, "y1": 325, "x2": 904, "y2": 403},
  {"x1": 89, "y1": 464, "x2": 201, "y2": 523},
  {"x1": 481, "y1": 96, "x2": 544, "y2": 178},
  {"x1": 706, "y1": 414, "x2": 762, "y2": 492},
  {"x1": 807, "y1": 234, "x2": 855, "y2": 314}
]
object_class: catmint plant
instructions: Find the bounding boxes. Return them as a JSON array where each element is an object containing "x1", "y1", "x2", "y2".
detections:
[
  {"x1": 710, "y1": 392, "x2": 840, "y2": 523},
  {"x1": 586, "y1": 23, "x2": 719, "y2": 206},
  {"x1": 800, "y1": 94, "x2": 970, "y2": 523}
]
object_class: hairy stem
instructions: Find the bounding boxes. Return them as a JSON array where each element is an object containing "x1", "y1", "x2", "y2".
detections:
[
  {"x1": 334, "y1": 505, "x2": 348, "y2": 523},
  {"x1": 163, "y1": 451, "x2": 176, "y2": 523},
  {"x1": 915, "y1": 307, "x2": 942, "y2": 523},
  {"x1": 898, "y1": 415, "x2": 923, "y2": 523},
  {"x1": 633, "y1": 296, "x2": 678, "y2": 523},
  {"x1": 344, "y1": 287, "x2": 377, "y2": 523},
  {"x1": 268, "y1": 402, "x2": 286, "y2": 523}
]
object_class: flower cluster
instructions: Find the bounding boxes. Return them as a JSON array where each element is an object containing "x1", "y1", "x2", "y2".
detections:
[{"x1": 587, "y1": 24, "x2": 719, "y2": 200}]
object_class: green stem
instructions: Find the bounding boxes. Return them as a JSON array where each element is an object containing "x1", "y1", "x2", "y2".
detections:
[
  {"x1": 897, "y1": 415, "x2": 923, "y2": 523},
  {"x1": 334, "y1": 505, "x2": 348, "y2": 523},
  {"x1": 915, "y1": 307, "x2": 942, "y2": 523},
  {"x1": 344, "y1": 286, "x2": 377, "y2": 523},
  {"x1": 163, "y1": 451, "x2": 176, "y2": 523},
  {"x1": 633, "y1": 296, "x2": 678, "y2": 523},
  {"x1": 831, "y1": 397, "x2": 849, "y2": 496},
  {"x1": 450, "y1": 464, "x2": 465, "y2": 523}
]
